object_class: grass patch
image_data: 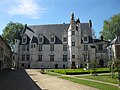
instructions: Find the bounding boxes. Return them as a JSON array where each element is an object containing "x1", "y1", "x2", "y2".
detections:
[
  {"x1": 59, "y1": 76, "x2": 120, "y2": 90},
  {"x1": 46, "y1": 71, "x2": 61, "y2": 76},
  {"x1": 76, "y1": 74, "x2": 119, "y2": 84}
]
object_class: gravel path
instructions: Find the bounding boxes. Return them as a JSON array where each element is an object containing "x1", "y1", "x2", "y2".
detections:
[{"x1": 26, "y1": 69, "x2": 98, "y2": 90}]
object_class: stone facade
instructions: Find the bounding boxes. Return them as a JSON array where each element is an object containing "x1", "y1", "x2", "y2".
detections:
[
  {"x1": 13, "y1": 13, "x2": 109, "y2": 69},
  {"x1": 107, "y1": 36, "x2": 120, "y2": 61},
  {"x1": 0, "y1": 35, "x2": 12, "y2": 71}
]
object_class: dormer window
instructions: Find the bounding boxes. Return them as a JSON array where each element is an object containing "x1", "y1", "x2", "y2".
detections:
[
  {"x1": 83, "y1": 36, "x2": 88, "y2": 43},
  {"x1": 51, "y1": 37, "x2": 54, "y2": 42},
  {"x1": 23, "y1": 38, "x2": 26, "y2": 43},
  {"x1": 39, "y1": 37, "x2": 42, "y2": 42},
  {"x1": 63, "y1": 37, "x2": 67, "y2": 42},
  {"x1": 50, "y1": 33, "x2": 55, "y2": 43},
  {"x1": 22, "y1": 34, "x2": 27, "y2": 44},
  {"x1": 38, "y1": 33, "x2": 44, "y2": 44}
]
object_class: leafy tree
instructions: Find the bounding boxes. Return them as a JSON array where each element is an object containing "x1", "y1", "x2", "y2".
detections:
[
  {"x1": 2, "y1": 21, "x2": 24, "y2": 49},
  {"x1": 100, "y1": 13, "x2": 120, "y2": 41}
]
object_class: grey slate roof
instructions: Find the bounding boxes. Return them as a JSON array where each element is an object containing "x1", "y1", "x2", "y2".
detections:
[
  {"x1": 81, "y1": 23, "x2": 92, "y2": 37},
  {"x1": 22, "y1": 23, "x2": 93, "y2": 44},
  {"x1": 27, "y1": 24, "x2": 70, "y2": 44},
  {"x1": 31, "y1": 36, "x2": 38, "y2": 44}
]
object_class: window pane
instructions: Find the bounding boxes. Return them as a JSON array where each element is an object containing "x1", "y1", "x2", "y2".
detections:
[
  {"x1": 72, "y1": 42, "x2": 75, "y2": 46},
  {"x1": 39, "y1": 38, "x2": 42, "y2": 42},
  {"x1": 39, "y1": 44, "x2": 42, "y2": 51},
  {"x1": 22, "y1": 55, "x2": 25, "y2": 61},
  {"x1": 99, "y1": 44, "x2": 103, "y2": 50},
  {"x1": 22, "y1": 45, "x2": 25, "y2": 51},
  {"x1": 51, "y1": 37, "x2": 54, "y2": 42},
  {"x1": 84, "y1": 45, "x2": 88, "y2": 51},
  {"x1": 50, "y1": 44, "x2": 54, "y2": 51},
  {"x1": 84, "y1": 54, "x2": 87, "y2": 61},
  {"x1": 26, "y1": 55, "x2": 29, "y2": 61},
  {"x1": 27, "y1": 45, "x2": 29, "y2": 51},
  {"x1": 72, "y1": 55, "x2": 75, "y2": 58},
  {"x1": 63, "y1": 37, "x2": 67, "y2": 42},
  {"x1": 72, "y1": 31, "x2": 75, "y2": 35},
  {"x1": 23, "y1": 38, "x2": 26, "y2": 43},
  {"x1": 38, "y1": 55, "x2": 42, "y2": 61},
  {"x1": 63, "y1": 55, "x2": 67, "y2": 61},
  {"x1": 63, "y1": 44, "x2": 67, "y2": 51},
  {"x1": 84, "y1": 37, "x2": 87, "y2": 41},
  {"x1": 50, "y1": 55, "x2": 54, "y2": 61}
]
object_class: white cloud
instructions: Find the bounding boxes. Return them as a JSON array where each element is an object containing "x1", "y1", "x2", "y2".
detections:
[{"x1": 6, "y1": 0, "x2": 46, "y2": 19}]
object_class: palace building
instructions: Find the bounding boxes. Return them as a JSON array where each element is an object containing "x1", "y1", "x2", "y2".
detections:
[{"x1": 13, "y1": 13, "x2": 109, "y2": 69}]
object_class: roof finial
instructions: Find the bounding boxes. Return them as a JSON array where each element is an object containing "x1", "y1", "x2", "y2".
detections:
[{"x1": 71, "y1": 12, "x2": 74, "y2": 20}]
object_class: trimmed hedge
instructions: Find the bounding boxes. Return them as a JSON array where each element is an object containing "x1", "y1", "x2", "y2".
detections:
[{"x1": 47, "y1": 68, "x2": 110, "y2": 75}]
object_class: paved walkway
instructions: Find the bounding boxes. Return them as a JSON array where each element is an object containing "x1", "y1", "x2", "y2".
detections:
[
  {"x1": 26, "y1": 69, "x2": 98, "y2": 90},
  {"x1": 0, "y1": 69, "x2": 41, "y2": 90}
]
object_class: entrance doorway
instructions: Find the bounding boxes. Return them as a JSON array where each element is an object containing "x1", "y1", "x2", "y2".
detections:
[
  {"x1": 99, "y1": 59, "x2": 104, "y2": 67},
  {"x1": 28, "y1": 65, "x2": 30, "y2": 69},
  {"x1": 55, "y1": 64, "x2": 58, "y2": 69},
  {"x1": 21, "y1": 63, "x2": 24, "y2": 67},
  {"x1": 71, "y1": 61, "x2": 76, "y2": 69},
  {"x1": 63, "y1": 64, "x2": 65, "y2": 69}
]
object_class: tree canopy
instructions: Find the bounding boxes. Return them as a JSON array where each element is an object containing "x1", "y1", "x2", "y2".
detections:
[
  {"x1": 100, "y1": 13, "x2": 120, "y2": 41},
  {"x1": 2, "y1": 21, "x2": 24, "y2": 49}
]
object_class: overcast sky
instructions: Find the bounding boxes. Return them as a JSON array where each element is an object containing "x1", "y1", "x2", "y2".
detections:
[{"x1": 0, "y1": 0, "x2": 120, "y2": 38}]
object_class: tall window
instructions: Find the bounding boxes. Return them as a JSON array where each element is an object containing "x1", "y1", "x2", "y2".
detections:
[
  {"x1": 50, "y1": 44, "x2": 54, "y2": 51},
  {"x1": 50, "y1": 55, "x2": 54, "y2": 61},
  {"x1": 84, "y1": 54, "x2": 87, "y2": 61},
  {"x1": 34, "y1": 44, "x2": 35, "y2": 48},
  {"x1": 26, "y1": 54, "x2": 30, "y2": 61},
  {"x1": 72, "y1": 31, "x2": 75, "y2": 35},
  {"x1": 98, "y1": 44, "x2": 103, "y2": 51},
  {"x1": 84, "y1": 45, "x2": 88, "y2": 51},
  {"x1": 84, "y1": 36, "x2": 88, "y2": 41},
  {"x1": 63, "y1": 37, "x2": 67, "y2": 42},
  {"x1": 72, "y1": 42, "x2": 75, "y2": 46},
  {"x1": 27, "y1": 45, "x2": 29, "y2": 51},
  {"x1": 39, "y1": 37, "x2": 42, "y2": 42},
  {"x1": 23, "y1": 38, "x2": 26, "y2": 43},
  {"x1": 38, "y1": 55, "x2": 42, "y2": 61},
  {"x1": 22, "y1": 54, "x2": 25, "y2": 61},
  {"x1": 22, "y1": 45, "x2": 25, "y2": 51},
  {"x1": 72, "y1": 55, "x2": 75, "y2": 58},
  {"x1": 63, "y1": 44, "x2": 67, "y2": 51},
  {"x1": 39, "y1": 44, "x2": 42, "y2": 51},
  {"x1": 63, "y1": 55, "x2": 67, "y2": 61},
  {"x1": 51, "y1": 37, "x2": 54, "y2": 42},
  {"x1": 31, "y1": 44, "x2": 33, "y2": 48}
]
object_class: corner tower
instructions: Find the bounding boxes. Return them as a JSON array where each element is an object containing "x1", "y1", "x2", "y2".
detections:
[{"x1": 68, "y1": 13, "x2": 80, "y2": 68}]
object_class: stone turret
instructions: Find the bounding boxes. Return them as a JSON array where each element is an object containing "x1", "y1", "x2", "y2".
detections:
[{"x1": 70, "y1": 12, "x2": 75, "y2": 28}]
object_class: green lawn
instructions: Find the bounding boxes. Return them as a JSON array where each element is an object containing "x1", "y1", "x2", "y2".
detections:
[
  {"x1": 76, "y1": 74, "x2": 119, "y2": 84},
  {"x1": 46, "y1": 69, "x2": 120, "y2": 90},
  {"x1": 59, "y1": 76, "x2": 120, "y2": 90}
]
